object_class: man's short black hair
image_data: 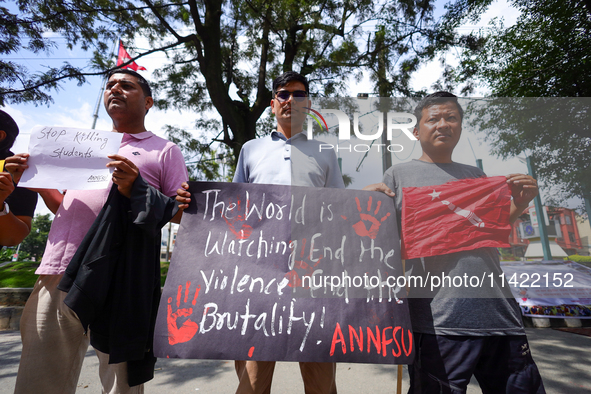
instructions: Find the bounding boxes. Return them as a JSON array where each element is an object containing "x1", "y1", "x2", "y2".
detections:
[
  {"x1": 107, "y1": 69, "x2": 152, "y2": 98},
  {"x1": 414, "y1": 91, "x2": 464, "y2": 124},
  {"x1": 0, "y1": 109, "x2": 19, "y2": 154},
  {"x1": 272, "y1": 71, "x2": 309, "y2": 95}
]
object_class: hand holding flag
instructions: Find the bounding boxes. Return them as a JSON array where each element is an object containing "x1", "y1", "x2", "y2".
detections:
[{"x1": 506, "y1": 173, "x2": 538, "y2": 208}]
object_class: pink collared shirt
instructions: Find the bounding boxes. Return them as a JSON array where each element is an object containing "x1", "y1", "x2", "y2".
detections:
[{"x1": 36, "y1": 131, "x2": 188, "y2": 275}]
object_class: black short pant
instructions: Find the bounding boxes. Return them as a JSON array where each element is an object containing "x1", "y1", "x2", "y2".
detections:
[{"x1": 408, "y1": 333, "x2": 545, "y2": 394}]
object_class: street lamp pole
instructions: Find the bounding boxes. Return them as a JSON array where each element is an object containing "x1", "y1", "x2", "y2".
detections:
[
  {"x1": 356, "y1": 93, "x2": 391, "y2": 174},
  {"x1": 526, "y1": 156, "x2": 552, "y2": 260},
  {"x1": 379, "y1": 110, "x2": 392, "y2": 174},
  {"x1": 583, "y1": 181, "x2": 591, "y2": 233},
  {"x1": 476, "y1": 159, "x2": 483, "y2": 171},
  {"x1": 377, "y1": 54, "x2": 392, "y2": 174},
  {"x1": 585, "y1": 194, "x2": 591, "y2": 232}
]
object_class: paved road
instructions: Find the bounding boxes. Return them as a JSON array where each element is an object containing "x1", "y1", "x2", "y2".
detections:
[{"x1": 1, "y1": 328, "x2": 590, "y2": 393}]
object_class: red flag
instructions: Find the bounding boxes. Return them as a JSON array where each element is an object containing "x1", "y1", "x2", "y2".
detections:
[
  {"x1": 116, "y1": 40, "x2": 146, "y2": 71},
  {"x1": 401, "y1": 176, "x2": 512, "y2": 259}
]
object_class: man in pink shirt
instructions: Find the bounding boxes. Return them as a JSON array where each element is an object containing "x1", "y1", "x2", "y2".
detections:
[{"x1": 6, "y1": 69, "x2": 188, "y2": 394}]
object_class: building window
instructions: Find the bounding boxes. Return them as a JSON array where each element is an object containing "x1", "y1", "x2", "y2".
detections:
[
  {"x1": 565, "y1": 215, "x2": 571, "y2": 225},
  {"x1": 568, "y1": 232, "x2": 576, "y2": 243}
]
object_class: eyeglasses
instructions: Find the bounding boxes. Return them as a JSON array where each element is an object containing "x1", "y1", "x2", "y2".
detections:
[{"x1": 274, "y1": 90, "x2": 308, "y2": 102}]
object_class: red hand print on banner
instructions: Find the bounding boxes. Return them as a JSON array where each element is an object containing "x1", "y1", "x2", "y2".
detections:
[
  {"x1": 341, "y1": 196, "x2": 390, "y2": 239},
  {"x1": 167, "y1": 281, "x2": 201, "y2": 345},
  {"x1": 224, "y1": 198, "x2": 253, "y2": 239},
  {"x1": 285, "y1": 238, "x2": 316, "y2": 288}
]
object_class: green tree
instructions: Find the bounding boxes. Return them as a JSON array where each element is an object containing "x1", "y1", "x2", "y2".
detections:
[
  {"x1": 454, "y1": 0, "x2": 591, "y2": 97},
  {"x1": 440, "y1": 0, "x2": 591, "y2": 206},
  {"x1": 164, "y1": 125, "x2": 226, "y2": 181},
  {"x1": 1, "y1": 0, "x2": 452, "y2": 165},
  {"x1": 0, "y1": 246, "x2": 15, "y2": 262},
  {"x1": 20, "y1": 214, "x2": 52, "y2": 261}
]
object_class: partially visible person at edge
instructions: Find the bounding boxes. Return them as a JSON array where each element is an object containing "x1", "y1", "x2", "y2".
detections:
[
  {"x1": 5, "y1": 69, "x2": 188, "y2": 394},
  {"x1": 364, "y1": 92, "x2": 545, "y2": 394},
  {"x1": 0, "y1": 110, "x2": 38, "y2": 246},
  {"x1": 176, "y1": 71, "x2": 344, "y2": 394}
]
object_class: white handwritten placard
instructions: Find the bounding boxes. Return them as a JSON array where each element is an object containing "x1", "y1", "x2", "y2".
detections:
[{"x1": 19, "y1": 126, "x2": 123, "y2": 190}]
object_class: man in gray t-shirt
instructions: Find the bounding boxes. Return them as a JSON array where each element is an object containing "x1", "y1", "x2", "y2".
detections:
[{"x1": 366, "y1": 92, "x2": 545, "y2": 393}]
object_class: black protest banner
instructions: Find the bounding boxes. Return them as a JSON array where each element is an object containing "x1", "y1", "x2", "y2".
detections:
[{"x1": 154, "y1": 182, "x2": 413, "y2": 364}]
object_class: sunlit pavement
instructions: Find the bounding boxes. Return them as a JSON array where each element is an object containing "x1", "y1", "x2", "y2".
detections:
[{"x1": 1, "y1": 328, "x2": 590, "y2": 393}]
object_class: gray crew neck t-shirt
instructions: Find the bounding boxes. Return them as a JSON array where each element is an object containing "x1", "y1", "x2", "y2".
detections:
[{"x1": 383, "y1": 160, "x2": 524, "y2": 336}]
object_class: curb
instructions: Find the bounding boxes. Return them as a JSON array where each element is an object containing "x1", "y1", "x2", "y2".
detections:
[
  {"x1": 0, "y1": 288, "x2": 33, "y2": 306},
  {"x1": 0, "y1": 306, "x2": 24, "y2": 330},
  {"x1": 0, "y1": 288, "x2": 32, "y2": 331}
]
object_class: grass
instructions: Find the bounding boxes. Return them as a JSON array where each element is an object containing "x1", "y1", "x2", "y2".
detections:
[
  {"x1": 0, "y1": 261, "x2": 172, "y2": 288},
  {"x1": 0, "y1": 261, "x2": 40, "y2": 288},
  {"x1": 160, "y1": 260, "x2": 170, "y2": 287}
]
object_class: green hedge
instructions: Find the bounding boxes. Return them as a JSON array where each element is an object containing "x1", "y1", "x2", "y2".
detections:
[
  {"x1": 0, "y1": 261, "x2": 172, "y2": 288},
  {"x1": 568, "y1": 254, "x2": 591, "y2": 263}
]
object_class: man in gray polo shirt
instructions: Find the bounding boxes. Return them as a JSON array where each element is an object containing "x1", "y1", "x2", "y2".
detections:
[{"x1": 177, "y1": 71, "x2": 343, "y2": 393}]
